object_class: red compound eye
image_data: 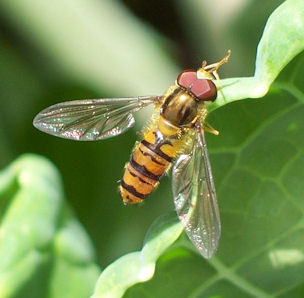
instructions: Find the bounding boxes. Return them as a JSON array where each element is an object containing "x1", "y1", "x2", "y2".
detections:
[
  {"x1": 177, "y1": 70, "x2": 197, "y2": 88},
  {"x1": 190, "y1": 79, "x2": 217, "y2": 102}
]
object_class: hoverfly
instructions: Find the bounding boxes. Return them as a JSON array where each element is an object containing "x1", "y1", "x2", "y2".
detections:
[{"x1": 33, "y1": 51, "x2": 231, "y2": 259}]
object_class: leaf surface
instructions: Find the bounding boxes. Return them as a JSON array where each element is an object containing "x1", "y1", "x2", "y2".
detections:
[
  {"x1": 0, "y1": 155, "x2": 100, "y2": 297},
  {"x1": 93, "y1": 1, "x2": 304, "y2": 297}
]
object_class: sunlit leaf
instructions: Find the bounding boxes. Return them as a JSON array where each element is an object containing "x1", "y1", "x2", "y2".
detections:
[
  {"x1": 91, "y1": 214, "x2": 183, "y2": 298},
  {"x1": 0, "y1": 155, "x2": 100, "y2": 297},
  {"x1": 92, "y1": 1, "x2": 304, "y2": 297},
  {"x1": 209, "y1": 0, "x2": 304, "y2": 111}
]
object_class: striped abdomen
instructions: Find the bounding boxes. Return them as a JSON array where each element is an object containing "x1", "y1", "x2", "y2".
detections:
[
  {"x1": 120, "y1": 86, "x2": 200, "y2": 204},
  {"x1": 120, "y1": 128, "x2": 183, "y2": 204}
]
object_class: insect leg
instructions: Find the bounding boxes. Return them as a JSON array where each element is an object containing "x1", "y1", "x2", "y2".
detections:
[{"x1": 203, "y1": 122, "x2": 219, "y2": 136}]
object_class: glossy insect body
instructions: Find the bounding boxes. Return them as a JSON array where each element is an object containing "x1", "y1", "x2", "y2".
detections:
[
  {"x1": 33, "y1": 51, "x2": 230, "y2": 259},
  {"x1": 120, "y1": 126, "x2": 179, "y2": 204},
  {"x1": 120, "y1": 78, "x2": 216, "y2": 204}
]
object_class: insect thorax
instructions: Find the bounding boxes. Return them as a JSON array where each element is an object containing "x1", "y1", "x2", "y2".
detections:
[{"x1": 160, "y1": 86, "x2": 200, "y2": 129}]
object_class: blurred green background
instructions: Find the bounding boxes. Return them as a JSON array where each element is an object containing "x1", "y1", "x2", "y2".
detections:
[{"x1": 0, "y1": 0, "x2": 285, "y2": 269}]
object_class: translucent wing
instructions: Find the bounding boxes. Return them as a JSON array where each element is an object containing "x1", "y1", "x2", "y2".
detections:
[
  {"x1": 33, "y1": 96, "x2": 159, "y2": 141},
  {"x1": 172, "y1": 122, "x2": 220, "y2": 259}
]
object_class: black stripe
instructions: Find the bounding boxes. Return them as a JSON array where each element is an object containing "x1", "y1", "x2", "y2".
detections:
[
  {"x1": 161, "y1": 87, "x2": 182, "y2": 112},
  {"x1": 179, "y1": 105, "x2": 192, "y2": 125},
  {"x1": 141, "y1": 140, "x2": 172, "y2": 162},
  {"x1": 121, "y1": 179, "x2": 147, "y2": 199},
  {"x1": 139, "y1": 148, "x2": 166, "y2": 166},
  {"x1": 130, "y1": 158, "x2": 161, "y2": 181},
  {"x1": 128, "y1": 169, "x2": 153, "y2": 186}
]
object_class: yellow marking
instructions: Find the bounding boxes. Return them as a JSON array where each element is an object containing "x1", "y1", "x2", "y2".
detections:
[
  {"x1": 123, "y1": 168, "x2": 154, "y2": 195},
  {"x1": 133, "y1": 148, "x2": 168, "y2": 177},
  {"x1": 158, "y1": 116, "x2": 179, "y2": 136},
  {"x1": 139, "y1": 144, "x2": 170, "y2": 166},
  {"x1": 128, "y1": 164, "x2": 159, "y2": 186},
  {"x1": 120, "y1": 186, "x2": 143, "y2": 204},
  {"x1": 143, "y1": 130, "x2": 156, "y2": 144},
  {"x1": 160, "y1": 141, "x2": 181, "y2": 158}
]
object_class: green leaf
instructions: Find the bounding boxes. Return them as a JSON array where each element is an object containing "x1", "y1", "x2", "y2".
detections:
[
  {"x1": 91, "y1": 214, "x2": 183, "y2": 298},
  {"x1": 0, "y1": 154, "x2": 100, "y2": 297},
  {"x1": 209, "y1": 0, "x2": 304, "y2": 111},
  {"x1": 92, "y1": 1, "x2": 304, "y2": 297}
]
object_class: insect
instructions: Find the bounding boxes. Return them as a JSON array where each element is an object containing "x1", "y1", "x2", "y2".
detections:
[{"x1": 33, "y1": 51, "x2": 231, "y2": 258}]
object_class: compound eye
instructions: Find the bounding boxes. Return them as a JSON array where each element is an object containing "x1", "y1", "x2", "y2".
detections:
[
  {"x1": 177, "y1": 70, "x2": 197, "y2": 89},
  {"x1": 190, "y1": 79, "x2": 217, "y2": 102}
]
